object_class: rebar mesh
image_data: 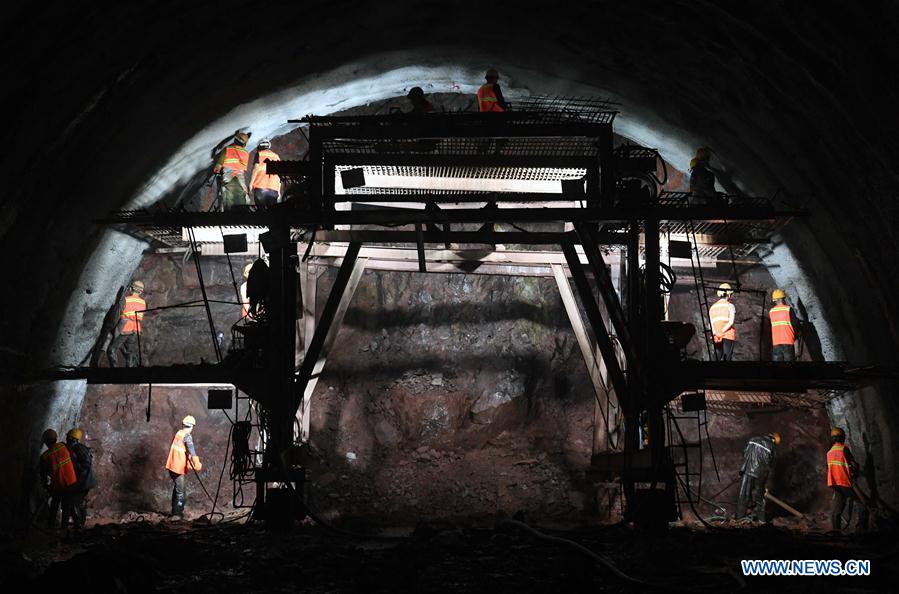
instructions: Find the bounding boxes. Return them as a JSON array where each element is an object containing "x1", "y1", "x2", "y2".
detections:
[{"x1": 324, "y1": 137, "x2": 602, "y2": 157}]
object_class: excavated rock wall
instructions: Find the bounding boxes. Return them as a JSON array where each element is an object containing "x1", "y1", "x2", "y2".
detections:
[{"x1": 74, "y1": 253, "x2": 829, "y2": 523}]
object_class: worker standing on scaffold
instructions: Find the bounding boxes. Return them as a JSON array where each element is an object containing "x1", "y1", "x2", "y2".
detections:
[{"x1": 709, "y1": 282, "x2": 737, "y2": 361}]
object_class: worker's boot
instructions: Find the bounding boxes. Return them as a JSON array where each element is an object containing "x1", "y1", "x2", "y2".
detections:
[{"x1": 171, "y1": 490, "x2": 185, "y2": 520}]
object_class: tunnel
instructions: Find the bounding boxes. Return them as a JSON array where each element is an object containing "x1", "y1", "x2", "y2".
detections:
[{"x1": 2, "y1": 1, "x2": 898, "y2": 590}]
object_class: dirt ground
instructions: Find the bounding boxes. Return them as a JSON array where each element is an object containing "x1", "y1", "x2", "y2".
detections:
[{"x1": 3, "y1": 515, "x2": 895, "y2": 593}]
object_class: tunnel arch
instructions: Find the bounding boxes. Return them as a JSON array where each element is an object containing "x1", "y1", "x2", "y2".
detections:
[{"x1": 3, "y1": 1, "x2": 899, "y2": 522}]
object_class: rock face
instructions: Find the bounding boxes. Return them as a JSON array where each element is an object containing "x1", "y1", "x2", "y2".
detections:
[{"x1": 74, "y1": 252, "x2": 830, "y2": 524}]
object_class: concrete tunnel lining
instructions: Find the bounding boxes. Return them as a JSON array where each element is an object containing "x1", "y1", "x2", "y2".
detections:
[{"x1": 3, "y1": 2, "x2": 899, "y2": 527}]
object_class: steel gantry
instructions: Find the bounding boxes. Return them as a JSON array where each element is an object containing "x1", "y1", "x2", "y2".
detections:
[{"x1": 42, "y1": 99, "x2": 893, "y2": 527}]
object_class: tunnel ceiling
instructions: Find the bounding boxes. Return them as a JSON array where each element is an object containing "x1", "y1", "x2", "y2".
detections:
[{"x1": 3, "y1": 0, "x2": 899, "y2": 372}]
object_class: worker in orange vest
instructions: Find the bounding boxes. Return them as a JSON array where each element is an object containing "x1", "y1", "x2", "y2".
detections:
[
  {"x1": 476, "y1": 68, "x2": 509, "y2": 112},
  {"x1": 106, "y1": 279, "x2": 146, "y2": 367},
  {"x1": 39, "y1": 429, "x2": 77, "y2": 528},
  {"x1": 827, "y1": 427, "x2": 869, "y2": 532},
  {"x1": 769, "y1": 289, "x2": 799, "y2": 361},
  {"x1": 213, "y1": 131, "x2": 251, "y2": 210},
  {"x1": 165, "y1": 415, "x2": 203, "y2": 520},
  {"x1": 249, "y1": 138, "x2": 281, "y2": 208},
  {"x1": 709, "y1": 283, "x2": 736, "y2": 361}
]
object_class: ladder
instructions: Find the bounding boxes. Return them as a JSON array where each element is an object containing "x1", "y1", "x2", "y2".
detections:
[
  {"x1": 687, "y1": 221, "x2": 715, "y2": 360},
  {"x1": 666, "y1": 394, "x2": 719, "y2": 515}
]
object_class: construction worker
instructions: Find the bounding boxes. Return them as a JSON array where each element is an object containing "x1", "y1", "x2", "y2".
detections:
[
  {"x1": 213, "y1": 131, "x2": 250, "y2": 210},
  {"x1": 249, "y1": 138, "x2": 281, "y2": 208},
  {"x1": 735, "y1": 432, "x2": 781, "y2": 523},
  {"x1": 407, "y1": 86, "x2": 435, "y2": 114},
  {"x1": 165, "y1": 415, "x2": 202, "y2": 520},
  {"x1": 688, "y1": 147, "x2": 717, "y2": 205},
  {"x1": 827, "y1": 427, "x2": 869, "y2": 532},
  {"x1": 62, "y1": 428, "x2": 96, "y2": 529},
  {"x1": 240, "y1": 262, "x2": 252, "y2": 318},
  {"x1": 39, "y1": 429, "x2": 77, "y2": 528},
  {"x1": 709, "y1": 283, "x2": 736, "y2": 361},
  {"x1": 769, "y1": 289, "x2": 799, "y2": 361},
  {"x1": 107, "y1": 280, "x2": 146, "y2": 367},
  {"x1": 476, "y1": 68, "x2": 509, "y2": 112}
]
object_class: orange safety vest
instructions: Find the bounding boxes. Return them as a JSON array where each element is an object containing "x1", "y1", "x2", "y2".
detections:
[
  {"x1": 709, "y1": 298, "x2": 736, "y2": 341},
  {"x1": 121, "y1": 294, "x2": 146, "y2": 334},
  {"x1": 217, "y1": 144, "x2": 249, "y2": 177},
  {"x1": 769, "y1": 305, "x2": 795, "y2": 346},
  {"x1": 477, "y1": 83, "x2": 504, "y2": 112},
  {"x1": 165, "y1": 429, "x2": 189, "y2": 475},
  {"x1": 827, "y1": 443, "x2": 852, "y2": 487},
  {"x1": 250, "y1": 149, "x2": 282, "y2": 193},
  {"x1": 42, "y1": 442, "x2": 77, "y2": 491}
]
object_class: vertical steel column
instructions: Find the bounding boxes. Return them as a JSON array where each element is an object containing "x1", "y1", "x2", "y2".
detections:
[{"x1": 265, "y1": 226, "x2": 298, "y2": 462}]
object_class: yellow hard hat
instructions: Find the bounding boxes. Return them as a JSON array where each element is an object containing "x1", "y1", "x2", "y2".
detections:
[
  {"x1": 182, "y1": 415, "x2": 197, "y2": 427},
  {"x1": 243, "y1": 262, "x2": 253, "y2": 278},
  {"x1": 772, "y1": 289, "x2": 786, "y2": 301},
  {"x1": 42, "y1": 429, "x2": 57, "y2": 444},
  {"x1": 770, "y1": 432, "x2": 782, "y2": 445},
  {"x1": 235, "y1": 132, "x2": 250, "y2": 145},
  {"x1": 485, "y1": 68, "x2": 499, "y2": 80},
  {"x1": 831, "y1": 427, "x2": 845, "y2": 439},
  {"x1": 66, "y1": 428, "x2": 84, "y2": 442},
  {"x1": 132, "y1": 280, "x2": 145, "y2": 292},
  {"x1": 716, "y1": 282, "x2": 733, "y2": 297}
]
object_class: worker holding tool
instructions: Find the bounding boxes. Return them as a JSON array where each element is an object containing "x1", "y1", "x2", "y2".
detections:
[
  {"x1": 709, "y1": 283, "x2": 737, "y2": 361},
  {"x1": 769, "y1": 289, "x2": 799, "y2": 361},
  {"x1": 477, "y1": 68, "x2": 509, "y2": 112},
  {"x1": 39, "y1": 429, "x2": 77, "y2": 528},
  {"x1": 827, "y1": 427, "x2": 869, "y2": 532},
  {"x1": 106, "y1": 280, "x2": 146, "y2": 368},
  {"x1": 165, "y1": 415, "x2": 203, "y2": 520},
  {"x1": 735, "y1": 432, "x2": 780, "y2": 523},
  {"x1": 213, "y1": 131, "x2": 251, "y2": 210},
  {"x1": 249, "y1": 138, "x2": 281, "y2": 208},
  {"x1": 62, "y1": 428, "x2": 96, "y2": 529}
]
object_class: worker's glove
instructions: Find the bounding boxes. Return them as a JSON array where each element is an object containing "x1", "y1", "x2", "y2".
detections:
[{"x1": 191, "y1": 455, "x2": 203, "y2": 472}]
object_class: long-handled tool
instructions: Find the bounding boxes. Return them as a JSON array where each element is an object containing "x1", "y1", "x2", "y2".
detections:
[{"x1": 765, "y1": 489, "x2": 803, "y2": 518}]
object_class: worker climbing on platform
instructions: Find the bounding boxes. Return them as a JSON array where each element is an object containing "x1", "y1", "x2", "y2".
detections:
[
  {"x1": 62, "y1": 428, "x2": 96, "y2": 529},
  {"x1": 39, "y1": 429, "x2": 77, "y2": 529},
  {"x1": 769, "y1": 289, "x2": 800, "y2": 361},
  {"x1": 735, "y1": 432, "x2": 780, "y2": 523},
  {"x1": 240, "y1": 262, "x2": 252, "y2": 319},
  {"x1": 213, "y1": 130, "x2": 251, "y2": 210},
  {"x1": 165, "y1": 415, "x2": 203, "y2": 521},
  {"x1": 106, "y1": 279, "x2": 146, "y2": 368},
  {"x1": 827, "y1": 427, "x2": 869, "y2": 533},
  {"x1": 688, "y1": 147, "x2": 717, "y2": 205},
  {"x1": 407, "y1": 86, "x2": 435, "y2": 114},
  {"x1": 249, "y1": 138, "x2": 281, "y2": 209},
  {"x1": 476, "y1": 68, "x2": 509, "y2": 112},
  {"x1": 709, "y1": 283, "x2": 737, "y2": 361}
]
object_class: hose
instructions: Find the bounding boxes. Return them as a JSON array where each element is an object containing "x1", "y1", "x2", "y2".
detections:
[{"x1": 502, "y1": 519, "x2": 651, "y2": 587}]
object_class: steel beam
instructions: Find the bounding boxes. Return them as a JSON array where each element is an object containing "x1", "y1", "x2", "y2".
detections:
[
  {"x1": 561, "y1": 241, "x2": 630, "y2": 408},
  {"x1": 573, "y1": 221, "x2": 638, "y2": 369},
  {"x1": 294, "y1": 243, "x2": 366, "y2": 434},
  {"x1": 102, "y1": 205, "x2": 805, "y2": 228},
  {"x1": 552, "y1": 264, "x2": 620, "y2": 454}
]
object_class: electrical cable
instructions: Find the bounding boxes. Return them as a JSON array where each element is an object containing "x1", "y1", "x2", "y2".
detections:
[{"x1": 501, "y1": 519, "x2": 653, "y2": 587}]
